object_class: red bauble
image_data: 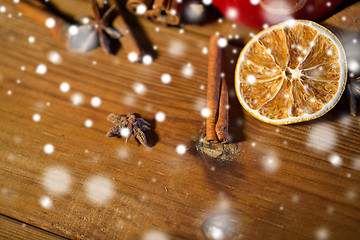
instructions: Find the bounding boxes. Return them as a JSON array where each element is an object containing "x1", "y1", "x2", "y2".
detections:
[{"x1": 211, "y1": 0, "x2": 345, "y2": 29}]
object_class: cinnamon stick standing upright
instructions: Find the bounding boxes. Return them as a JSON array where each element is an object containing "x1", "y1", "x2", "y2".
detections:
[{"x1": 206, "y1": 34, "x2": 222, "y2": 142}]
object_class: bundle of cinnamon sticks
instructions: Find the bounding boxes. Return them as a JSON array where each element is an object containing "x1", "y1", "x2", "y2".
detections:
[
  {"x1": 206, "y1": 34, "x2": 229, "y2": 144},
  {"x1": 126, "y1": 0, "x2": 183, "y2": 25}
]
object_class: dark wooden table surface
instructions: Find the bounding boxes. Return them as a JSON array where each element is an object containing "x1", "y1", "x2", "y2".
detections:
[{"x1": 1, "y1": 0, "x2": 360, "y2": 239}]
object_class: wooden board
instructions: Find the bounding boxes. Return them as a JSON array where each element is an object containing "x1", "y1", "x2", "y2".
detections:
[
  {"x1": 0, "y1": 214, "x2": 66, "y2": 240},
  {"x1": 1, "y1": 0, "x2": 360, "y2": 239}
]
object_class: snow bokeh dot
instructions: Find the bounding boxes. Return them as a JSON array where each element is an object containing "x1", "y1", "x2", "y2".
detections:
[
  {"x1": 247, "y1": 74, "x2": 256, "y2": 84},
  {"x1": 45, "y1": 18, "x2": 56, "y2": 28},
  {"x1": 36, "y1": 64, "x2": 47, "y2": 74},
  {"x1": 202, "y1": 47, "x2": 208, "y2": 54},
  {"x1": 128, "y1": 52, "x2": 139, "y2": 62},
  {"x1": 315, "y1": 227, "x2": 329, "y2": 240},
  {"x1": 250, "y1": 0, "x2": 260, "y2": 5},
  {"x1": 120, "y1": 128, "x2": 131, "y2": 138},
  {"x1": 345, "y1": 189, "x2": 357, "y2": 200},
  {"x1": 68, "y1": 25, "x2": 79, "y2": 35},
  {"x1": 133, "y1": 82, "x2": 147, "y2": 95},
  {"x1": 81, "y1": 17, "x2": 90, "y2": 24},
  {"x1": 33, "y1": 113, "x2": 41, "y2": 122},
  {"x1": 85, "y1": 119, "x2": 93, "y2": 128},
  {"x1": 306, "y1": 123, "x2": 337, "y2": 153},
  {"x1": 348, "y1": 59, "x2": 359, "y2": 73},
  {"x1": 226, "y1": 8, "x2": 238, "y2": 20},
  {"x1": 142, "y1": 55, "x2": 153, "y2": 65},
  {"x1": 353, "y1": 157, "x2": 360, "y2": 171},
  {"x1": 91, "y1": 96, "x2": 101, "y2": 107},
  {"x1": 85, "y1": 175, "x2": 115, "y2": 205},
  {"x1": 182, "y1": 63, "x2": 194, "y2": 77},
  {"x1": 59, "y1": 82, "x2": 70, "y2": 93},
  {"x1": 71, "y1": 93, "x2": 84, "y2": 105},
  {"x1": 202, "y1": 0, "x2": 212, "y2": 6},
  {"x1": 169, "y1": 40, "x2": 185, "y2": 56},
  {"x1": 42, "y1": 166, "x2": 71, "y2": 195},
  {"x1": 292, "y1": 194, "x2": 300, "y2": 203},
  {"x1": 136, "y1": 4, "x2": 147, "y2": 15},
  {"x1": 117, "y1": 147, "x2": 129, "y2": 159},
  {"x1": 161, "y1": 73, "x2": 171, "y2": 84},
  {"x1": 170, "y1": 9, "x2": 177, "y2": 15},
  {"x1": 141, "y1": 230, "x2": 169, "y2": 240},
  {"x1": 176, "y1": 144, "x2": 187, "y2": 155},
  {"x1": 201, "y1": 108, "x2": 211, "y2": 118},
  {"x1": 48, "y1": 51, "x2": 63, "y2": 65},
  {"x1": 155, "y1": 112, "x2": 166, "y2": 122},
  {"x1": 263, "y1": 154, "x2": 280, "y2": 173},
  {"x1": 44, "y1": 144, "x2": 54, "y2": 154},
  {"x1": 329, "y1": 154, "x2": 342, "y2": 167},
  {"x1": 28, "y1": 36, "x2": 35, "y2": 43},
  {"x1": 39, "y1": 196, "x2": 53, "y2": 209},
  {"x1": 217, "y1": 37, "x2": 228, "y2": 48}
]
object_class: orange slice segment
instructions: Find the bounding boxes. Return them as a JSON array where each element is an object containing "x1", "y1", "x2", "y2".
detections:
[{"x1": 235, "y1": 20, "x2": 347, "y2": 125}]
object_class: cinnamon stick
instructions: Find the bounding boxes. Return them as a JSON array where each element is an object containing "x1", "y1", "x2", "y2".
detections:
[
  {"x1": 216, "y1": 76, "x2": 229, "y2": 143},
  {"x1": 206, "y1": 34, "x2": 222, "y2": 142},
  {"x1": 9, "y1": 0, "x2": 67, "y2": 41},
  {"x1": 144, "y1": 0, "x2": 181, "y2": 25}
]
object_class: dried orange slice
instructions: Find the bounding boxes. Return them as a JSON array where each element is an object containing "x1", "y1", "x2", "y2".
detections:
[{"x1": 235, "y1": 20, "x2": 347, "y2": 125}]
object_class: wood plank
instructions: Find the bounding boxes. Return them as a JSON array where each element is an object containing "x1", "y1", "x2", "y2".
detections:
[
  {"x1": 0, "y1": 1, "x2": 360, "y2": 239},
  {"x1": 0, "y1": 214, "x2": 67, "y2": 240}
]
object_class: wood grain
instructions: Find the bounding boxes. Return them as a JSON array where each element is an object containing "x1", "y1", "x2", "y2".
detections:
[
  {"x1": 0, "y1": 214, "x2": 67, "y2": 240},
  {"x1": 0, "y1": 1, "x2": 360, "y2": 239}
]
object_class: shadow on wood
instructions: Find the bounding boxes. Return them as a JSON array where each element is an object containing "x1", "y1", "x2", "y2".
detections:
[{"x1": 115, "y1": 0, "x2": 157, "y2": 60}]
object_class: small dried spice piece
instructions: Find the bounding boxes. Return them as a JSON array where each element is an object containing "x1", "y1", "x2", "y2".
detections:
[
  {"x1": 194, "y1": 134, "x2": 239, "y2": 162},
  {"x1": 91, "y1": 0, "x2": 122, "y2": 53},
  {"x1": 107, "y1": 113, "x2": 150, "y2": 146}
]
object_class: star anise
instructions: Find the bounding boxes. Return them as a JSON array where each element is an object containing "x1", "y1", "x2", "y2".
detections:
[
  {"x1": 347, "y1": 76, "x2": 360, "y2": 116},
  {"x1": 107, "y1": 113, "x2": 151, "y2": 146},
  {"x1": 90, "y1": 0, "x2": 122, "y2": 53}
]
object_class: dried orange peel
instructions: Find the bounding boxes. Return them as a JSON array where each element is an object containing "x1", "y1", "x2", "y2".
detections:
[{"x1": 235, "y1": 20, "x2": 347, "y2": 125}]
